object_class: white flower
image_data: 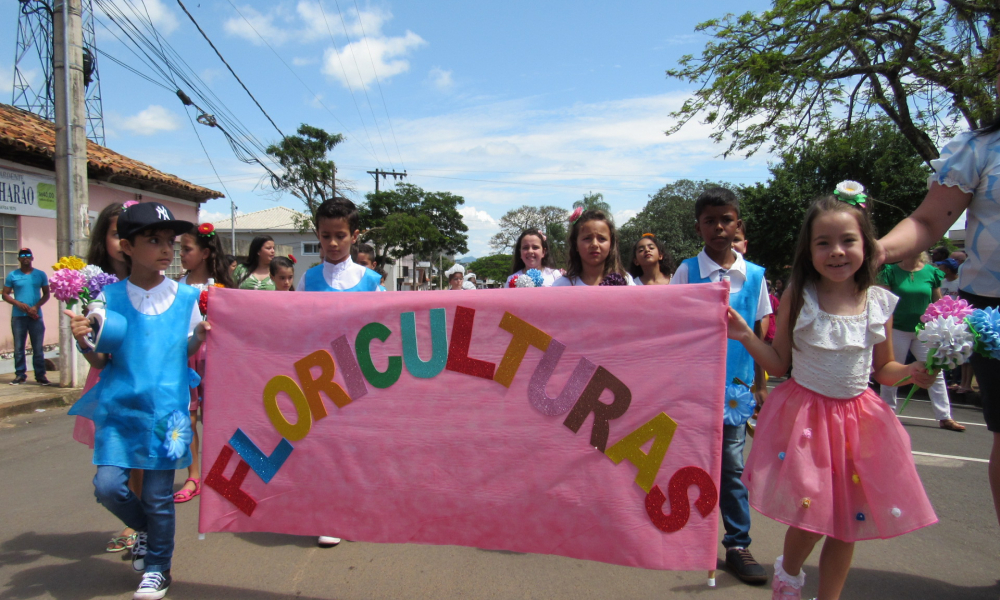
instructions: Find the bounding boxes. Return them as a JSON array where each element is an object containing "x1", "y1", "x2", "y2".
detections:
[
  {"x1": 80, "y1": 264, "x2": 103, "y2": 283},
  {"x1": 835, "y1": 180, "x2": 865, "y2": 198},
  {"x1": 515, "y1": 275, "x2": 536, "y2": 288},
  {"x1": 917, "y1": 315, "x2": 974, "y2": 369}
]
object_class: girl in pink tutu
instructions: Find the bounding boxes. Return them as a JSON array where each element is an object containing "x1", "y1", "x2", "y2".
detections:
[{"x1": 726, "y1": 190, "x2": 937, "y2": 600}]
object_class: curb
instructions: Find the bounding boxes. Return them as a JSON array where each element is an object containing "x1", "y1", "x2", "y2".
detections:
[{"x1": 0, "y1": 388, "x2": 81, "y2": 418}]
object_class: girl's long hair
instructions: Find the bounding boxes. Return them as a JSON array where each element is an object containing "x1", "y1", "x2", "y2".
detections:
[
  {"x1": 565, "y1": 210, "x2": 626, "y2": 280},
  {"x1": 784, "y1": 195, "x2": 879, "y2": 334},
  {"x1": 87, "y1": 203, "x2": 128, "y2": 277},
  {"x1": 628, "y1": 233, "x2": 675, "y2": 280},
  {"x1": 185, "y1": 227, "x2": 235, "y2": 288},
  {"x1": 238, "y1": 235, "x2": 274, "y2": 285},
  {"x1": 510, "y1": 228, "x2": 555, "y2": 275}
]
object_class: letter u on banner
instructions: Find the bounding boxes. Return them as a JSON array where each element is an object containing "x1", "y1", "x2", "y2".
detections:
[{"x1": 400, "y1": 309, "x2": 448, "y2": 378}]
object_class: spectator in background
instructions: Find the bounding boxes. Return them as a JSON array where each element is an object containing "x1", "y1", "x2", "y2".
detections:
[
  {"x1": 3, "y1": 248, "x2": 50, "y2": 385},
  {"x1": 233, "y1": 236, "x2": 276, "y2": 290},
  {"x1": 931, "y1": 246, "x2": 951, "y2": 263},
  {"x1": 463, "y1": 273, "x2": 478, "y2": 290},
  {"x1": 936, "y1": 258, "x2": 961, "y2": 297}
]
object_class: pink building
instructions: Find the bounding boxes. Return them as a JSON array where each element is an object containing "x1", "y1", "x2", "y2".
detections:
[{"x1": 0, "y1": 104, "x2": 221, "y2": 352}]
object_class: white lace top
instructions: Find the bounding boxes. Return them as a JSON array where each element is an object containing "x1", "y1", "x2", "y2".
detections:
[{"x1": 791, "y1": 284, "x2": 897, "y2": 399}]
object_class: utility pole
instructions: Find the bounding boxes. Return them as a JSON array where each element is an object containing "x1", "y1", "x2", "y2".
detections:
[
  {"x1": 366, "y1": 168, "x2": 407, "y2": 194},
  {"x1": 54, "y1": 0, "x2": 90, "y2": 387}
]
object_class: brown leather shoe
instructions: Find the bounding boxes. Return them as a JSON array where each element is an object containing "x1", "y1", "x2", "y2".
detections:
[{"x1": 940, "y1": 419, "x2": 966, "y2": 432}]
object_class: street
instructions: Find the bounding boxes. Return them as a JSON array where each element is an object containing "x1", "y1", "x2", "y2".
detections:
[{"x1": 1, "y1": 398, "x2": 998, "y2": 600}]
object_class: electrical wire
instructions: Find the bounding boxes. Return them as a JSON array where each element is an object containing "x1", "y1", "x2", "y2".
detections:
[
  {"x1": 94, "y1": 46, "x2": 172, "y2": 91},
  {"x1": 184, "y1": 105, "x2": 235, "y2": 202},
  {"x1": 351, "y1": 0, "x2": 405, "y2": 169}
]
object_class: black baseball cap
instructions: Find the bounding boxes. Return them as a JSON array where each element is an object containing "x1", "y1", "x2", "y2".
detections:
[
  {"x1": 17, "y1": 248, "x2": 32, "y2": 257},
  {"x1": 116, "y1": 202, "x2": 193, "y2": 240}
]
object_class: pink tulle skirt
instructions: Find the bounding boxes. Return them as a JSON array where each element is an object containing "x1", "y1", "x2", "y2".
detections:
[{"x1": 744, "y1": 378, "x2": 937, "y2": 541}]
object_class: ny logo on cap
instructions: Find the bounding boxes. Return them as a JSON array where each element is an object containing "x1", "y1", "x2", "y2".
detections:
[{"x1": 156, "y1": 205, "x2": 170, "y2": 221}]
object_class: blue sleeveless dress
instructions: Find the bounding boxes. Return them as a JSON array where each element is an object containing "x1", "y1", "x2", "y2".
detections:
[{"x1": 302, "y1": 264, "x2": 382, "y2": 292}]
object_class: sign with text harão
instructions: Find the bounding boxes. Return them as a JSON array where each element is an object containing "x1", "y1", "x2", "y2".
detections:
[
  {"x1": 199, "y1": 283, "x2": 727, "y2": 571},
  {"x1": 0, "y1": 167, "x2": 57, "y2": 218}
]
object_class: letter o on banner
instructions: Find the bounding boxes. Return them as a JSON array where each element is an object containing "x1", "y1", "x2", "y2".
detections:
[{"x1": 263, "y1": 375, "x2": 312, "y2": 441}]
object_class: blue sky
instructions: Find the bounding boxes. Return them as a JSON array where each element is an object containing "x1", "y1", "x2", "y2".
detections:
[{"x1": 3, "y1": 0, "x2": 779, "y2": 257}]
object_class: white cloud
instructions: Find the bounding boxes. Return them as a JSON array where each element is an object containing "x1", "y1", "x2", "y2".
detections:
[
  {"x1": 614, "y1": 209, "x2": 637, "y2": 223},
  {"x1": 459, "y1": 206, "x2": 498, "y2": 231},
  {"x1": 322, "y1": 30, "x2": 425, "y2": 90},
  {"x1": 100, "y1": 0, "x2": 179, "y2": 35},
  {"x1": 117, "y1": 105, "x2": 181, "y2": 135},
  {"x1": 199, "y1": 209, "x2": 236, "y2": 224},
  {"x1": 292, "y1": 56, "x2": 317, "y2": 66},
  {"x1": 428, "y1": 67, "x2": 453, "y2": 91}
]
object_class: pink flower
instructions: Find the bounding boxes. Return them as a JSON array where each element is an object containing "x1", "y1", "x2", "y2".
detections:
[
  {"x1": 568, "y1": 206, "x2": 583, "y2": 222},
  {"x1": 50, "y1": 268, "x2": 85, "y2": 303},
  {"x1": 922, "y1": 296, "x2": 974, "y2": 324}
]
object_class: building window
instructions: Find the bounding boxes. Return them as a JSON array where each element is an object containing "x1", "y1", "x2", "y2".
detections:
[
  {"x1": 165, "y1": 246, "x2": 184, "y2": 278},
  {"x1": 302, "y1": 242, "x2": 320, "y2": 255},
  {"x1": 0, "y1": 215, "x2": 19, "y2": 279},
  {"x1": 402, "y1": 266, "x2": 409, "y2": 277}
]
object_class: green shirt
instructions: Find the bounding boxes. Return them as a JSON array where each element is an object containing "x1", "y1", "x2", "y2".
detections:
[
  {"x1": 233, "y1": 264, "x2": 275, "y2": 291},
  {"x1": 878, "y1": 263, "x2": 943, "y2": 332}
]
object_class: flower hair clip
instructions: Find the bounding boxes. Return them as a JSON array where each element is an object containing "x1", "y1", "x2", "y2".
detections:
[
  {"x1": 642, "y1": 233, "x2": 655, "y2": 238},
  {"x1": 197, "y1": 223, "x2": 216, "y2": 237},
  {"x1": 834, "y1": 180, "x2": 867, "y2": 208},
  {"x1": 122, "y1": 200, "x2": 139, "y2": 209},
  {"x1": 568, "y1": 207, "x2": 583, "y2": 223}
]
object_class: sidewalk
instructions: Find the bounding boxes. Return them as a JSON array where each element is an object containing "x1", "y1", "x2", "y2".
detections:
[{"x1": 0, "y1": 370, "x2": 82, "y2": 418}]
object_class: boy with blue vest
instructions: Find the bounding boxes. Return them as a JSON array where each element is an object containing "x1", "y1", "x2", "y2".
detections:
[
  {"x1": 298, "y1": 198, "x2": 381, "y2": 547},
  {"x1": 671, "y1": 187, "x2": 771, "y2": 585},
  {"x1": 67, "y1": 202, "x2": 208, "y2": 600}
]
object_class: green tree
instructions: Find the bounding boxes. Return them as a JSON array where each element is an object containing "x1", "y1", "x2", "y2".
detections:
[
  {"x1": 573, "y1": 192, "x2": 611, "y2": 215},
  {"x1": 619, "y1": 179, "x2": 733, "y2": 269},
  {"x1": 266, "y1": 124, "x2": 349, "y2": 223},
  {"x1": 739, "y1": 119, "x2": 931, "y2": 278},
  {"x1": 666, "y1": 1, "x2": 1000, "y2": 162},
  {"x1": 489, "y1": 205, "x2": 568, "y2": 253},
  {"x1": 467, "y1": 254, "x2": 514, "y2": 286}
]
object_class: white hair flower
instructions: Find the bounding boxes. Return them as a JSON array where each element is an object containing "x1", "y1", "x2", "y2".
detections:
[{"x1": 835, "y1": 180, "x2": 865, "y2": 197}]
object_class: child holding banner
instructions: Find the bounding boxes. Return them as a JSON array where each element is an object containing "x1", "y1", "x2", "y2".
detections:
[
  {"x1": 67, "y1": 202, "x2": 209, "y2": 600},
  {"x1": 726, "y1": 189, "x2": 937, "y2": 600},
  {"x1": 506, "y1": 228, "x2": 561, "y2": 287},
  {"x1": 670, "y1": 187, "x2": 771, "y2": 585},
  {"x1": 552, "y1": 209, "x2": 635, "y2": 286},
  {"x1": 299, "y1": 198, "x2": 382, "y2": 546}
]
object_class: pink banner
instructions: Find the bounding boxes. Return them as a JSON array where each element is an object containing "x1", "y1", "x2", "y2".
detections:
[{"x1": 199, "y1": 283, "x2": 728, "y2": 571}]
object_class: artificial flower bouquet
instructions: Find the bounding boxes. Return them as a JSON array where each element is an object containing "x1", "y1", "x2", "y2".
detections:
[
  {"x1": 50, "y1": 257, "x2": 124, "y2": 352},
  {"x1": 508, "y1": 269, "x2": 545, "y2": 288}
]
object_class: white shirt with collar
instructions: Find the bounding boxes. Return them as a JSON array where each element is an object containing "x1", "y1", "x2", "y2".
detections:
[
  {"x1": 96, "y1": 277, "x2": 202, "y2": 336},
  {"x1": 295, "y1": 256, "x2": 383, "y2": 292},
  {"x1": 671, "y1": 249, "x2": 772, "y2": 322}
]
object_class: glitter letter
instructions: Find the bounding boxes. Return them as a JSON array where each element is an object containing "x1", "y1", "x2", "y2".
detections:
[
  {"x1": 400, "y1": 308, "x2": 448, "y2": 378},
  {"x1": 229, "y1": 428, "x2": 293, "y2": 484},
  {"x1": 204, "y1": 445, "x2": 257, "y2": 516},
  {"x1": 605, "y1": 412, "x2": 678, "y2": 493},
  {"x1": 563, "y1": 366, "x2": 632, "y2": 452},
  {"x1": 645, "y1": 466, "x2": 717, "y2": 533},
  {"x1": 263, "y1": 375, "x2": 312, "y2": 442},
  {"x1": 445, "y1": 306, "x2": 496, "y2": 380},
  {"x1": 331, "y1": 335, "x2": 369, "y2": 401},
  {"x1": 526, "y1": 339, "x2": 596, "y2": 416},
  {"x1": 494, "y1": 312, "x2": 552, "y2": 388},
  {"x1": 294, "y1": 350, "x2": 352, "y2": 415},
  {"x1": 354, "y1": 322, "x2": 403, "y2": 389}
]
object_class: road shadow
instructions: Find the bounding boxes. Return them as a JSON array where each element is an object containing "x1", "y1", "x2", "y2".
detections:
[
  {"x1": 233, "y1": 531, "x2": 318, "y2": 548},
  {"x1": 670, "y1": 561, "x2": 1000, "y2": 599},
  {"x1": 0, "y1": 531, "x2": 109, "y2": 569}
]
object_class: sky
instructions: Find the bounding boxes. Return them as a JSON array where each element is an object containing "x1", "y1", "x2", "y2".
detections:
[{"x1": 4, "y1": 0, "x2": 785, "y2": 258}]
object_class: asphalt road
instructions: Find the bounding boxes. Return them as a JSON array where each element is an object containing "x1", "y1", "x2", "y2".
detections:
[{"x1": 1, "y1": 399, "x2": 998, "y2": 600}]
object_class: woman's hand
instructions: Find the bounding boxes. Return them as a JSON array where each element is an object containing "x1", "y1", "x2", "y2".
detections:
[
  {"x1": 726, "y1": 307, "x2": 753, "y2": 343},
  {"x1": 195, "y1": 320, "x2": 211, "y2": 342},
  {"x1": 63, "y1": 309, "x2": 92, "y2": 344},
  {"x1": 907, "y1": 362, "x2": 936, "y2": 389}
]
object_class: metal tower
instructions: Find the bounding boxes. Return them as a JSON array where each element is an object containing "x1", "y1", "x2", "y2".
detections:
[{"x1": 12, "y1": 0, "x2": 105, "y2": 145}]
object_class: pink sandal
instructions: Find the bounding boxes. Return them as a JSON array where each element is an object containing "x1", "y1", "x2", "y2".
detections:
[{"x1": 174, "y1": 478, "x2": 201, "y2": 503}]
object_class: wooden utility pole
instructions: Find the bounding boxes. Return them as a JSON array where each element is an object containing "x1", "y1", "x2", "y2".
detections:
[
  {"x1": 54, "y1": 0, "x2": 90, "y2": 387},
  {"x1": 366, "y1": 168, "x2": 407, "y2": 194}
]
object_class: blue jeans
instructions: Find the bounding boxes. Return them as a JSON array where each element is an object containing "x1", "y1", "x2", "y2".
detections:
[
  {"x1": 720, "y1": 423, "x2": 752, "y2": 549},
  {"x1": 11, "y1": 316, "x2": 45, "y2": 379},
  {"x1": 94, "y1": 466, "x2": 175, "y2": 572}
]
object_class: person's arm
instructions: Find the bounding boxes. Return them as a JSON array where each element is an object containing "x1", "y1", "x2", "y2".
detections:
[
  {"x1": 63, "y1": 310, "x2": 108, "y2": 368},
  {"x1": 188, "y1": 321, "x2": 210, "y2": 356},
  {"x1": 31, "y1": 285, "x2": 49, "y2": 319},
  {"x1": 753, "y1": 318, "x2": 768, "y2": 405},
  {"x1": 872, "y1": 314, "x2": 934, "y2": 388},
  {"x1": 878, "y1": 182, "x2": 972, "y2": 265},
  {"x1": 728, "y1": 288, "x2": 793, "y2": 377},
  {"x1": 931, "y1": 287, "x2": 943, "y2": 302},
  {"x1": 1, "y1": 285, "x2": 29, "y2": 314}
]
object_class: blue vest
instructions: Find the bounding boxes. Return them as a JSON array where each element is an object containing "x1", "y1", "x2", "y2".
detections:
[
  {"x1": 303, "y1": 264, "x2": 382, "y2": 292},
  {"x1": 682, "y1": 256, "x2": 765, "y2": 386},
  {"x1": 69, "y1": 280, "x2": 197, "y2": 470}
]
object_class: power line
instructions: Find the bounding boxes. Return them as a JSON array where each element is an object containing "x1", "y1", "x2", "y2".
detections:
[
  {"x1": 95, "y1": 47, "x2": 172, "y2": 91},
  {"x1": 317, "y1": 0, "x2": 383, "y2": 168},
  {"x1": 223, "y1": 0, "x2": 385, "y2": 166},
  {"x1": 352, "y1": 0, "x2": 405, "y2": 169},
  {"x1": 175, "y1": 0, "x2": 283, "y2": 137}
]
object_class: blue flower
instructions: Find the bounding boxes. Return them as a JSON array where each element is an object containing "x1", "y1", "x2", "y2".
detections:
[
  {"x1": 188, "y1": 367, "x2": 201, "y2": 389},
  {"x1": 161, "y1": 410, "x2": 192, "y2": 460},
  {"x1": 969, "y1": 308, "x2": 1000, "y2": 360},
  {"x1": 723, "y1": 382, "x2": 755, "y2": 426},
  {"x1": 525, "y1": 268, "x2": 545, "y2": 288}
]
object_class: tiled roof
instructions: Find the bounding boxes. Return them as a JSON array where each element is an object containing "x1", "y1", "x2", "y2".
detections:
[
  {"x1": 211, "y1": 205, "x2": 308, "y2": 231},
  {"x1": 0, "y1": 104, "x2": 222, "y2": 202}
]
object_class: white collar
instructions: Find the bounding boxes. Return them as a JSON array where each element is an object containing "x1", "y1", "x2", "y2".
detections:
[
  {"x1": 324, "y1": 255, "x2": 356, "y2": 274},
  {"x1": 696, "y1": 248, "x2": 746, "y2": 279}
]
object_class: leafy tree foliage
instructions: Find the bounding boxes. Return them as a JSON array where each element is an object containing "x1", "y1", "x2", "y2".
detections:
[
  {"x1": 666, "y1": 1, "x2": 1000, "y2": 162},
  {"x1": 467, "y1": 254, "x2": 513, "y2": 286},
  {"x1": 739, "y1": 120, "x2": 931, "y2": 279},
  {"x1": 573, "y1": 192, "x2": 612, "y2": 215},
  {"x1": 489, "y1": 205, "x2": 568, "y2": 253},
  {"x1": 619, "y1": 179, "x2": 735, "y2": 268},
  {"x1": 266, "y1": 124, "x2": 351, "y2": 222}
]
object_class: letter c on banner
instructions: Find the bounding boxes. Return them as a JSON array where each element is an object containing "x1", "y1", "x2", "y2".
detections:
[
  {"x1": 355, "y1": 322, "x2": 403, "y2": 388},
  {"x1": 263, "y1": 375, "x2": 312, "y2": 441}
]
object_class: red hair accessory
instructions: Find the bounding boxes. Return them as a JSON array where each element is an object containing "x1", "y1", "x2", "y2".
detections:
[
  {"x1": 122, "y1": 200, "x2": 139, "y2": 209},
  {"x1": 198, "y1": 223, "x2": 216, "y2": 237},
  {"x1": 568, "y1": 207, "x2": 583, "y2": 222},
  {"x1": 642, "y1": 233, "x2": 655, "y2": 238},
  {"x1": 288, "y1": 254, "x2": 297, "y2": 264}
]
